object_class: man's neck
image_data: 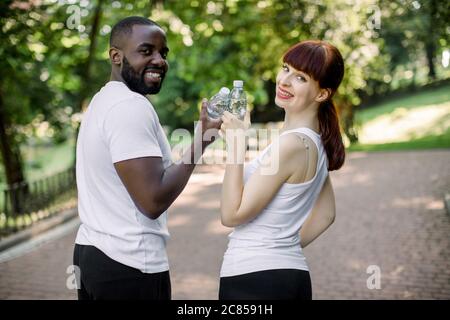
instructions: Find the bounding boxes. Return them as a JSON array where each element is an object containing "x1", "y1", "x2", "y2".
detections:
[{"x1": 110, "y1": 70, "x2": 124, "y2": 83}]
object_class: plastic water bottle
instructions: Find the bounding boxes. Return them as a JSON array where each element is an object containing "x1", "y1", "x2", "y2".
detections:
[
  {"x1": 229, "y1": 80, "x2": 247, "y2": 120},
  {"x1": 207, "y1": 87, "x2": 230, "y2": 119}
]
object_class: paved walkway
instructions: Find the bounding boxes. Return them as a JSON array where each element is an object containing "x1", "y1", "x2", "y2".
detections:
[{"x1": 0, "y1": 150, "x2": 449, "y2": 299}]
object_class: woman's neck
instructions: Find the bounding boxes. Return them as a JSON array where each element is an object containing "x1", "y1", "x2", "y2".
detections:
[{"x1": 281, "y1": 109, "x2": 319, "y2": 134}]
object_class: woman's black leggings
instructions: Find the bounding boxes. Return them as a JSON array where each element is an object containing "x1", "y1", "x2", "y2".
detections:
[{"x1": 219, "y1": 269, "x2": 312, "y2": 300}]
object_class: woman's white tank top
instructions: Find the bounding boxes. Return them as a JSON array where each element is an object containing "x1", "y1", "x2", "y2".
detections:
[{"x1": 220, "y1": 127, "x2": 329, "y2": 277}]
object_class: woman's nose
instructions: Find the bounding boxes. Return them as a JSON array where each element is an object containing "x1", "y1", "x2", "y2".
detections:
[{"x1": 279, "y1": 73, "x2": 291, "y2": 86}]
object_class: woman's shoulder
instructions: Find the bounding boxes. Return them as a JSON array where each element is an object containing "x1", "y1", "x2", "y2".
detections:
[
  {"x1": 258, "y1": 133, "x2": 310, "y2": 176},
  {"x1": 277, "y1": 132, "x2": 318, "y2": 157}
]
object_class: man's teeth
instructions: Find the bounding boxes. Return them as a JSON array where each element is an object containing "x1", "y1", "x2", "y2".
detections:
[{"x1": 145, "y1": 72, "x2": 161, "y2": 79}]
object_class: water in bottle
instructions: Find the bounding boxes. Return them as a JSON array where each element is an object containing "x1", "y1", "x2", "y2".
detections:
[
  {"x1": 229, "y1": 80, "x2": 247, "y2": 120},
  {"x1": 207, "y1": 87, "x2": 230, "y2": 119}
]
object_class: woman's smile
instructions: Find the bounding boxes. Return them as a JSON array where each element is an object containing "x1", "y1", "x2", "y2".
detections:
[{"x1": 276, "y1": 87, "x2": 294, "y2": 100}]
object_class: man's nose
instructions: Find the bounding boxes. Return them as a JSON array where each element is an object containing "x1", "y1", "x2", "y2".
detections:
[{"x1": 151, "y1": 52, "x2": 166, "y2": 67}]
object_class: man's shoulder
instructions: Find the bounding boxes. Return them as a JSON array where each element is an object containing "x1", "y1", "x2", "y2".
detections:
[
  {"x1": 99, "y1": 82, "x2": 150, "y2": 105},
  {"x1": 92, "y1": 82, "x2": 154, "y2": 115}
]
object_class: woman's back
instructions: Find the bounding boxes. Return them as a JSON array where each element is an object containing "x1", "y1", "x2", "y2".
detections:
[{"x1": 220, "y1": 127, "x2": 329, "y2": 277}]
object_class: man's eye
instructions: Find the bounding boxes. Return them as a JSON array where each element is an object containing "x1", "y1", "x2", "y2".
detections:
[
  {"x1": 141, "y1": 49, "x2": 150, "y2": 55},
  {"x1": 161, "y1": 52, "x2": 168, "y2": 59}
]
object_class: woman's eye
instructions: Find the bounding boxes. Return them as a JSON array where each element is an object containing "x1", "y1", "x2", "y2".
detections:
[
  {"x1": 296, "y1": 75, "x2": 306, "y2": 82},
  {"x1": 282, "y1": 64, "x2": 289, "y2": 71}
]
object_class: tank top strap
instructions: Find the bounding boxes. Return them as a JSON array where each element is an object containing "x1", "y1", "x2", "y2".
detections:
[
  {"x1": 279, "y1": 127, "x2": 322, "y2": 150},
  {"x1": 253, "y1": 127, "x2": 323, "y2": 166}
]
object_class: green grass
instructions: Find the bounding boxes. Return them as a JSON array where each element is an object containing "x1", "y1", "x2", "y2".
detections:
[
  {"x1": 348, "y1": 128, "x2": 450, "y2": 152},
  {"x1": 0, "y1": 139, "x2": 75, "y2": 188},
  {"x1": 0, "y1": 138, "x2": 76, "y2": 235},
  {"x1": 352, "y1": 83, "x2": 450, "y2": 151},
  {"x1": 355, "y1": 84, "x2": 450, "y2": 124},
  {"x1": 22, "y1": 139, "x2": 75, "y2": 182}
]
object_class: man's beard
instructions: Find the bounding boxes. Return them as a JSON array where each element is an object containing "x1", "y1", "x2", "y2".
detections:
[{"x1": 121, "y1": 57, "x2": 164, "y2": 95}]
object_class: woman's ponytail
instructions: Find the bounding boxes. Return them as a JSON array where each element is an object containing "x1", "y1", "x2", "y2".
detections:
[{"x1": 318, "y1": 99, "x2": 345, "y2": 171}]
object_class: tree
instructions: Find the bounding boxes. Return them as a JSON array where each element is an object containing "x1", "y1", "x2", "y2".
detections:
[
  {"x1": 0, "y1": 0, "x2": 53, "y2": 187},
  {"x1": 72, "y1": 0, "x2": 105, "y2": 165},
  {"x1": 2, "y1": 0, "x2": 449, "y2": 189}
]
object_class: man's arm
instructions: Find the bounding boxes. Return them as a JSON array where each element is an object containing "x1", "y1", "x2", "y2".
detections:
[
  {"x1": 300, "y1": 175, "x2": 336, "y2": 248},
  {"x1": 114, "y1": 101, "x2": 220, "y2": 219}
]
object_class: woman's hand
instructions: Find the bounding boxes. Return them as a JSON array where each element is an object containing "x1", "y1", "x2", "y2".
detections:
[
  {"x1": 220, "y1": 111, "x2": 251, "y2": 164},
  {"x1": 220, "y1": 111, "x2": 251, "y2": 134}
]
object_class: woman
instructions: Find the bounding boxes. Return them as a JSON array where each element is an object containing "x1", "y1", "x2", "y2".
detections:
[{"x1": 218, "y1": 40, "x2": 345, "y2": 300}]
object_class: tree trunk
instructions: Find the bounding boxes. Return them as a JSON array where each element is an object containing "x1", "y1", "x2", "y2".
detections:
[
  {"x1": 0, "y1": 85, "x2": 28, "y2": 215},
  {"x1": 0, "y1": 87, "x2": 26, "y2": 187},
  {"x1": 425, "y1": 0, "x2": 438, "y2": 81},
  {"x1": 425, "y1": 43, "x2": 436, "y2": 81},
  {"x1": 72, "y1": 0, "x2": 104, "y2": 166}
]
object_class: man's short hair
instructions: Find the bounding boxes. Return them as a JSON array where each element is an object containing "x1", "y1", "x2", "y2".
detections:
[{"x1": 110, "y1": 16, "x2": 161, "y2": 48}]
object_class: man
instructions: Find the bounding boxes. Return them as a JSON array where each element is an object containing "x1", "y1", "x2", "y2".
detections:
[{"x1": 73, "y1": 16, "x2": 221, "y2": 300}]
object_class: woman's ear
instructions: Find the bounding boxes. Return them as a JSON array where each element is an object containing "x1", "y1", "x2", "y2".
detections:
[
  {"x1": 315, "y1": 88, "x2": 331, "y2": 103},
  {"x1": 109, "y1": 47, "x2": 122, "y2": 66}
]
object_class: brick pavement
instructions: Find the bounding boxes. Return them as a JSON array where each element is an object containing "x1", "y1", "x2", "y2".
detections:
[{"x1": 0, "y1": 150, "x2": 449, "y2": 299}]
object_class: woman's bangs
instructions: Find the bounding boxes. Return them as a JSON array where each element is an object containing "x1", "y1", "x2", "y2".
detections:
[{"x1": 283, "y1": 42, "x2": 327, "y2": 82}]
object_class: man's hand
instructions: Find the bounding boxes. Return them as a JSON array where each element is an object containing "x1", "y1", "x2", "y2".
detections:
[{"x1": 195, "y1": 99, "x2": 222, "y2": 148}]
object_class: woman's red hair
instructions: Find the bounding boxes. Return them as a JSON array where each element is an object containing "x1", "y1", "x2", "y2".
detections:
[{"x1": 283, "y1": 40, "x2": 345, "y2": 171}]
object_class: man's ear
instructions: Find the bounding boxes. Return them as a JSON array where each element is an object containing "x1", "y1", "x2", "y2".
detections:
[
  {"x1": 315, "y1": 88, "x2": 331, "y2": 103},
  {"x1": 109, "y1": 47, "x2": 122, "y2": 66}
]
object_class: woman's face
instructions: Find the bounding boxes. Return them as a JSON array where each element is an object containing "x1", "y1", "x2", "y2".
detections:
[{"x1": 275, "y1": 63, "x2": 322, "y2": 112}]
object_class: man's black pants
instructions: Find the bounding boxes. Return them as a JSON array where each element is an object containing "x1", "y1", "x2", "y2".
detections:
[{"x1": 73, "y1": 244, "x2": 171, "y2": 300}]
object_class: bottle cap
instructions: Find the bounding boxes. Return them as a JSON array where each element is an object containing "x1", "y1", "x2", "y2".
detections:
[
  {"x1": 219, "y1": 87, "x2": 230, "y2": 95},
  {"x1": 233, "y1": 80, "x2": 243, "y2": 88}
]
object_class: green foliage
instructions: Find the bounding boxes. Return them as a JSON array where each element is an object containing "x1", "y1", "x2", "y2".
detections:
[{"x1": 1, "y1": 0, "x2": 450, "y2": 184}]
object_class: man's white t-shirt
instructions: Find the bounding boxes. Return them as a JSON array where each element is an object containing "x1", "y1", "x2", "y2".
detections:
[{"x1": 75, "y1": 81, "x2": 172, "y2": 274}]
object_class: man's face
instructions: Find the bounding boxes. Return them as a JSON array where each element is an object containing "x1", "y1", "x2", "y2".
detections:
[{"x1": 119, "y1": 25, "x2": 169, "y2": 95}]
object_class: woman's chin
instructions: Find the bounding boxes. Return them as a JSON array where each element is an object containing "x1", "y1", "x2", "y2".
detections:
[{"x1": 274, "y1": 99, "x2": 286, "y2": 109}]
